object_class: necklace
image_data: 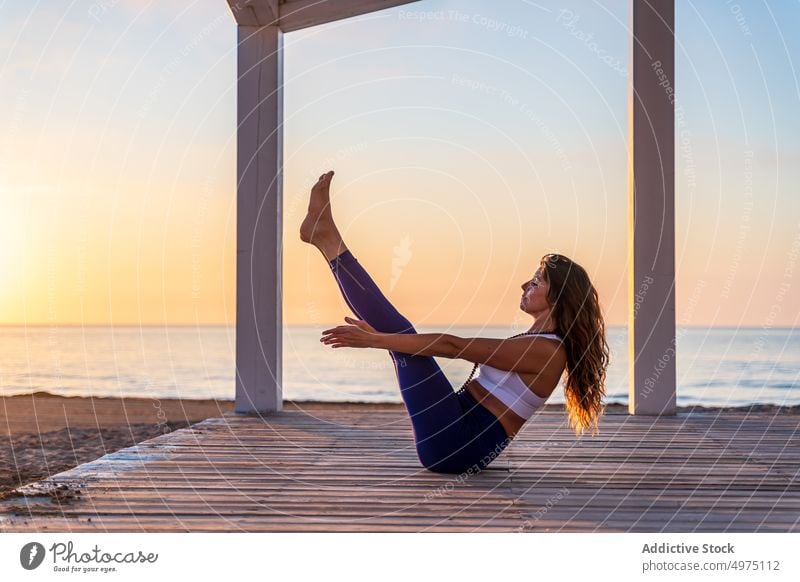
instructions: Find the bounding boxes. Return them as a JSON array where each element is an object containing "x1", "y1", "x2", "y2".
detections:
[{"x1": 457, "y1": 331, "x2": 558, "y2": 393}]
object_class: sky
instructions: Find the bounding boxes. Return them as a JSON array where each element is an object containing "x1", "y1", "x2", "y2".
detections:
[{"x1": 0, "y1": 0, "x2": 798, "y2": 327}]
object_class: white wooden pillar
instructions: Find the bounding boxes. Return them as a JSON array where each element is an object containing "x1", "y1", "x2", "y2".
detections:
[
  {"x1": 224, "y1": 0, "x2": 426, "y2": 414},
  {"x1": 628, "y1": 0, "x2": 676, "y2": 415},
  {"x1": 235, "y1": 24, "x2": 284, "y2": 413}
]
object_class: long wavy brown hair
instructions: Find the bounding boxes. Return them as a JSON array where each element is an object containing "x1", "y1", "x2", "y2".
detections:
[{"x1": 540, "y1": 253, "x2": 609, "y2": 436}]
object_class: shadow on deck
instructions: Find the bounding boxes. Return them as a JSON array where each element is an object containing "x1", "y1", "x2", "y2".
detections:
[{"x1": 1, "y1": 403, "x2": 798, "y2": 532}]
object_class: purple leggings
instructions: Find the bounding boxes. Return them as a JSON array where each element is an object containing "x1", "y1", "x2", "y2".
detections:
[{"x1": 328, "y1": 249, "x2": 511, "y2": 474}]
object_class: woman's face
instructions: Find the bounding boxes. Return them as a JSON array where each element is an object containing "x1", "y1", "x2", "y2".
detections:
[{"x1": 519, "y1": 265, "x2": 552, "y2": 314}]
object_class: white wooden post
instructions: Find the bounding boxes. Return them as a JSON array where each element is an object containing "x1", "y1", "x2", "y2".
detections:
[
  {"x1": 235, "y1": 24, "x2": 284, "y2": 414},
  {"x1": 223, "y1": 0, "x2": 430, "y2": 414},
  {"x1": 628, "y1": 0, "x2": 676, "y2": 415}
]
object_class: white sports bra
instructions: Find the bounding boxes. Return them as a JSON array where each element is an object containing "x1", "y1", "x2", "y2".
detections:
[{"x1": 475, "y1": 333, "x2": 562, "y2": 420}]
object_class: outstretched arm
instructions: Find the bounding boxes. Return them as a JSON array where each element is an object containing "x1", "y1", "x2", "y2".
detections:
[
  {"x1": 320, "y1": 317, "x2": 457, "y2": 358},
  {"x1": 374, "y1": 332, "x2": 459, "y2": 358},
  {"x1": 320, "y1": 318, "x2": 558, "y2": 374},
  {"x1": 448, "y1": 336, "x2": 557, "y2": 374}
]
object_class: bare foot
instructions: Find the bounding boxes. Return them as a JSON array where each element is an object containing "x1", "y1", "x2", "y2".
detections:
[
  {"x1": 300, "y1": 170, "x2": 336, "y2": 244},
  {"x1": 300, "y1": 172, "x2": 348, "y2": 264}
]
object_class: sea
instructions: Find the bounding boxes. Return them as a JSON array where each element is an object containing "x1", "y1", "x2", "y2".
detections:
[{"x1": 0, "y1": 326, "x2": 798, "y2": 408}]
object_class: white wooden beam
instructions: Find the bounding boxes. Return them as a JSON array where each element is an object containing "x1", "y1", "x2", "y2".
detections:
[
  {"x1": 245, "y1": 0, "x2": 279, "y2": 25},
  {"x1": 628, "y1": 0, "x2": 676, "y2": 415},
  {"x1": 279, "y1": 0, "x2": 421, "y2": 32},
  {"x1": 227, "y1": 0, "x2": 422, "y2": 29},
  {"x1": 226, "y1": 0, "x2": 260, "y2": 26},
  {"x1": 235, "y1": 25, "x2": 284, "y2": 414}
]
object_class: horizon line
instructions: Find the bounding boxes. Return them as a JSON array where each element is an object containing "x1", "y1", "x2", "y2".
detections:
[{"x1": 0, "y1": 323, "x2": 797, "y2": 330}]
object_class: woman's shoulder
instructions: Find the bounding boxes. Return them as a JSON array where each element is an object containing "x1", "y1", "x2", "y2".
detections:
[
  {"x1": 534, "y1": 335, "x2": 567, "y2": 370},
  {"x1": 532, "y1": 333, "x2": 563, "y2": 342}
]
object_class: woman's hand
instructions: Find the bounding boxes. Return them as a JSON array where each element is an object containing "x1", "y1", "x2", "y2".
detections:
[{"x1": 320, "y1": 317, "x2": 383, "y2": 349}]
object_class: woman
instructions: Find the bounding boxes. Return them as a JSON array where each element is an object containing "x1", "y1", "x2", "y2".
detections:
[{"x1": 301, "y1": 170, "x2": 609, "y2": 474}]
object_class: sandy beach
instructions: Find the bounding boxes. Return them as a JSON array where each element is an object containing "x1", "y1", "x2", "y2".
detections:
[
  {"x1": 0, "y1": 392, "x2": 235, "y2": 497},
  {"x1": 3, "y1": 392, "x2": 798, "y2": 498},
  {"x1": 0, "y1": 392, "x2": 411, "y2": 497}
]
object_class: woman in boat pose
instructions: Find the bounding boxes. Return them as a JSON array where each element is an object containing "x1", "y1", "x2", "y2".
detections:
[{"x1": 301, "y1": 171, "x2": 609, "y2": 474}]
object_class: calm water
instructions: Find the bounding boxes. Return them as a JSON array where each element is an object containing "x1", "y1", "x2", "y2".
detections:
[{"x1": 0, "y1": 326, "x2": 798, "y2": 407}]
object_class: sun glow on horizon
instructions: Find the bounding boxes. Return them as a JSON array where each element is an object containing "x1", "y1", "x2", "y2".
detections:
[
  {"x1": 0, "y1": 1, "x2": 798, "y2": 327},
  {"x1": 0, "y1": 189, "x2": 27, "y2": 306}
]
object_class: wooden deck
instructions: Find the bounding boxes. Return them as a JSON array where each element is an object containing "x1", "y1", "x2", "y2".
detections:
[{"x1": 1, "y1": 403, "x2": 798, "y2": 532}]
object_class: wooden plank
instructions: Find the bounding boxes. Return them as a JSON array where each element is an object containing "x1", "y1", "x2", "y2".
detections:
[{"x1": 2, "y1": 408, "x2": 798, "y2": 532}]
